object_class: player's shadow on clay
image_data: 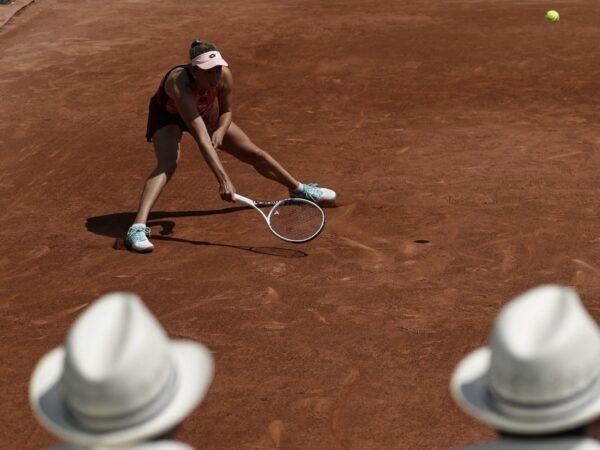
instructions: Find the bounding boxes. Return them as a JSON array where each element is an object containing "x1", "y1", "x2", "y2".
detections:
[{"x1": 85, "y1": 208, "x2": 308, "y2": 258}]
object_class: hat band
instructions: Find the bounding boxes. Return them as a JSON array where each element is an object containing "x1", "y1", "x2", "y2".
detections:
[
  {"x1": 488, "y1": 374, "x2": 600, "y2": 422},
  {"x1": 67, "y1": 360, "x2": 179, "y2": 432}
]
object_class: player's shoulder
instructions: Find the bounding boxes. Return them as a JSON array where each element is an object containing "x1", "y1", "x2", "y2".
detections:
[
  {"x1": 166, "y1": 65, "x2": 191, "y2": 84},
  {"x1": 221, "y1": 65, "x2": 233, "y2": 83},
  {"x1": 165, "y1": 65, "x2": 193, "y2": 95}
]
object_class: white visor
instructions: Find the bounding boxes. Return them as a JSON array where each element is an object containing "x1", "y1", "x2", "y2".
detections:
[{"x1": 191, "y1": 50, "x2": 228, "y2": 70}]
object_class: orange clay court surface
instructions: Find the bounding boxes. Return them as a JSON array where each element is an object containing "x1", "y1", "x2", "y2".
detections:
[{"x1": 2, "y1": 1, "x2": 600, "y2": 449}]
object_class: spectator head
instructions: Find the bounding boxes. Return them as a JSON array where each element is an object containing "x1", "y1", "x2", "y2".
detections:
[
  {"x1": 29, "y1": 292, "x2": 214, "y2": 447},
  {"x1": 451, "y1": 285, "x2": 600, "y2": 435}
]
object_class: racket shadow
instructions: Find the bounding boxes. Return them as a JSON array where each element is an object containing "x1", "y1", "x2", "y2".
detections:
[
  {"x1": 86, "y1": 208, "x2": 308, "y2": 258},
  {"x1": 151, "y1": 235, "x2": 307, "y2": 258}
]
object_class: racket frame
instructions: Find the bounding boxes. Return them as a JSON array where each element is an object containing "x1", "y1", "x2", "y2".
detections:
[{"x1": 234, "y1": 193, "x2": 325, "y2": 243}]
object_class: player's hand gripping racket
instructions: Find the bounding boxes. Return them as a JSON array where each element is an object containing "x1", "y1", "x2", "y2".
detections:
[{"x1": 234, "y1": 194, "x2": 325, "y2": 243}]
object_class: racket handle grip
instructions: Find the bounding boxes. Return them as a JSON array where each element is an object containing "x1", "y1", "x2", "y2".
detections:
[{"x1": 233, "y1": 194, "x2": 254, "y2": 205}]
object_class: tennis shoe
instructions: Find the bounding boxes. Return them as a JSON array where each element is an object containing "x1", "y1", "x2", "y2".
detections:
[
  {"x1": 125, "y1": 224, "x2": 154, "y2": 253},
  {"x1": 290, "y1": 183, "x2": 336, "y2": 204}
]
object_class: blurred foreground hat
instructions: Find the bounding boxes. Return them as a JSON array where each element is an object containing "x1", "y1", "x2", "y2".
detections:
[
  {"x1": 48, "y1": 441, "x2": 194, "y2": 450},
  {"x1": 47, "y1": 440, "x2": 195, "y2": 450},
  {"x1": 451, "y1": 285, "x2": 600, "y2": 434},
  {"x1": 29, "y1": 292, "x2": 214, "y2": 447}
]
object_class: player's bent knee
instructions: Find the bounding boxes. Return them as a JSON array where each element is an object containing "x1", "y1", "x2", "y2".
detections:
[
  {"x1": 150, "y1": 161, "x2": 177, "y2": 178},
  {"x1": 163, "y1": 161, "x2": 178, "y2": 177},
  {"x1": 248, "y1": 148, "x2": 269, "y2": 165}
]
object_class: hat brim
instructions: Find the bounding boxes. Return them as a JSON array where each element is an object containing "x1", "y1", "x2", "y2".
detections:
[
  {"x1": 451, "y1": 347, "x2": 600, "y2": 434},
  {"x1": 47, "y1": 440, "x2": 194, "y2": 450},
  {"x1": 192, "y1": 59, "x2": 228, "y2": 70},
  {"x1": 47, "y1": 440, "x2": 194, "y2": 449},
  {"x1": 29, "y1": 341, "x2": 213, "y2": 446}
]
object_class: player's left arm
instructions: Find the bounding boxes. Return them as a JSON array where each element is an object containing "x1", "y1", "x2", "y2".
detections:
[{"x1": 212, "y1": 67, "x2": 233, "y2": 148}]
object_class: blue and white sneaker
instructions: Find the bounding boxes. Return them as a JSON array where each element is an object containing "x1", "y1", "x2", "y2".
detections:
[
  {"x1": 290, "y1": 183, "x2": 337, "y2": 204},
  {"x1": 125, "y1": 224, "x2": 154, "y2": 253}
]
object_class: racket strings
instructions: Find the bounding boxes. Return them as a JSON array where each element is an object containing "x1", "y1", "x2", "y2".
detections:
[{"x1": 268, "y1": 201, "x2": 324, "y2": 242}]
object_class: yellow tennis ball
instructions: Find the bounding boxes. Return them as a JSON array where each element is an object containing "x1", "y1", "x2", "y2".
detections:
[{"x1": 545, "y1": 10, "x2": 560, "y2": 23}]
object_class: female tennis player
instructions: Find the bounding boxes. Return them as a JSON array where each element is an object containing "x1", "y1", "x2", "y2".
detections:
[{"x1": 126, "y1": 39, "x2": 336, "y2": 253}]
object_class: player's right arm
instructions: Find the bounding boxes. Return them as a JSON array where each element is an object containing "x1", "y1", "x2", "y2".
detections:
[{"x1": 164, "y1": 68, "x2": 235, "y2": 201}]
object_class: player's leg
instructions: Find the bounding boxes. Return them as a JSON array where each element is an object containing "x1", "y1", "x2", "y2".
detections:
[
  {"x1": 221, "y1": 122, "x2": 336, "y2": 203},
  {"x1": 126, "y1": 124, "x2": 182, "y2": 252},
  {"x1": 221, "y1": 122, "x2": 299, "y2": 189}
]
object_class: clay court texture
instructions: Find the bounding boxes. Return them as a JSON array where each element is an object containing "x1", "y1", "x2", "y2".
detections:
[{"x1": 2, "y1": 0, "x2": 600, "y2": 448}]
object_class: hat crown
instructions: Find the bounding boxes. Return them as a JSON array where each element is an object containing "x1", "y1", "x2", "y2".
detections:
[
  {"x1": 489, "y1": 285, "x2": 600, "y2": 405},
  {"x1": 62, "y1": 293, "x2": 173, "y2": 425}
]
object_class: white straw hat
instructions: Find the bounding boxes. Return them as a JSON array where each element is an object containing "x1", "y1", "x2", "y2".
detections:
[
  {"x1": 29, "y1": 292, "x2": 214, "y2": 447},
  {"x1": 451, "y1": 285, "x2": 600, "y2": 434},
  {"x1": 47, "y1": 440, "x2": 195, "y2": 449},
  {"x1": 47, "y1": 441, "x2": 195, "y2": 450}
]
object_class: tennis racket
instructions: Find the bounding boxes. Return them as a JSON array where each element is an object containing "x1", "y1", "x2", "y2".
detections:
[{"x1": 234, "y1": 194, "x2": 325, "y2": 243}]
